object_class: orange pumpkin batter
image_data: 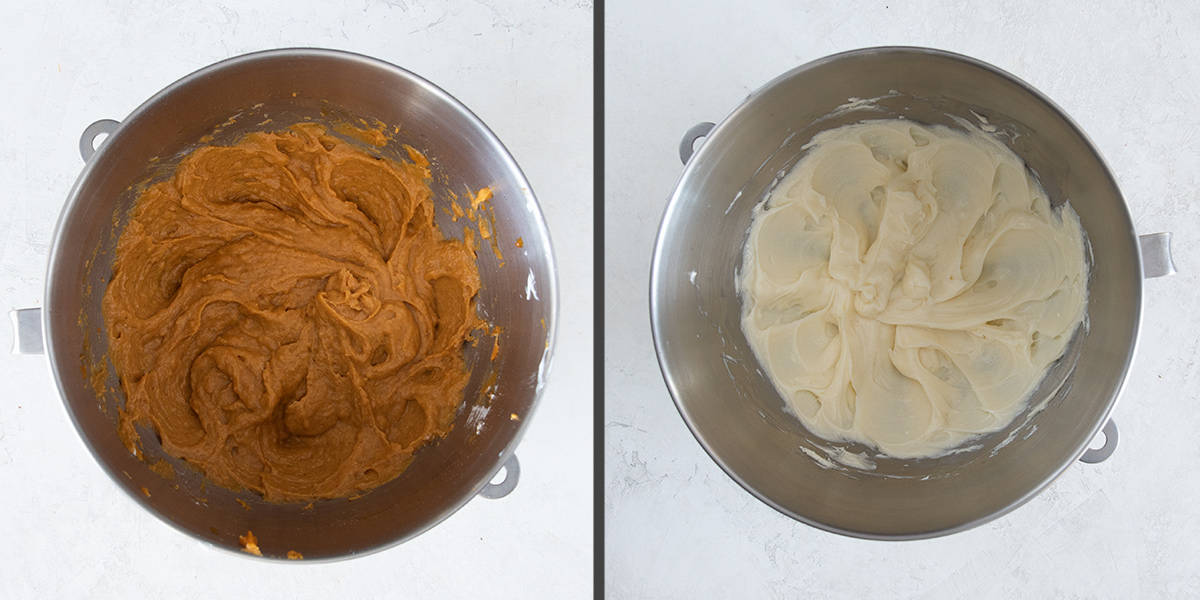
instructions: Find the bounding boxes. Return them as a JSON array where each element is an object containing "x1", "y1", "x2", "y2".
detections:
[{"x1": 103, "y1": 123, "x2": 481, "y2": 501}]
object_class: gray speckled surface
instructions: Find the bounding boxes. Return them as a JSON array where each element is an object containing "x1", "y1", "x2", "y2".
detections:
[{"x1": 605, "y1": 1, "x2": 1198, "y2": 597}]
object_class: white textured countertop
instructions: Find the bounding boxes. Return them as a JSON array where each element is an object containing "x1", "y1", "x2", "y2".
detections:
[
  {"x1": 605, "y1": 0, "x2": 1198, "y2": 597},
  {"x1": 0, "y1": 1, "x2": 592, "y2": 597}
]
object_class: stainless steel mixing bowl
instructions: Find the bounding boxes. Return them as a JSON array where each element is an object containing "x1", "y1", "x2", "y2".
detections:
[
  {"x1": 12, "y1": 48, "x2": 557, "y2": 560},
  {"x1": 650, "y1": 47, "x2": 1174, "y2": 539}
]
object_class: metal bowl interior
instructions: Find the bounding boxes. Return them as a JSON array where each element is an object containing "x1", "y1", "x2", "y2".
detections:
[
  {"x1": 651, "y1": 47, "x2": 1141, "y2": 539},
  {"x1": 45, "y1": 49, "x2": 557, "y2": 560}
]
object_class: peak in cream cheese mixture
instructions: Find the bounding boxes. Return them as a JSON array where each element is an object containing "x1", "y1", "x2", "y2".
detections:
[{"x1": 739, "y1": 119, "x2": 1088, "y2": 459}]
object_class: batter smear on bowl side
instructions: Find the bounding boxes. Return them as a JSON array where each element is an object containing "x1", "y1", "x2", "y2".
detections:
[
  {"x1": 103, "y1": 123, "x2": 482, "y2": 501},
  {"x1": 739, "y1": 120, "x2": 1088, "y2": 458}
]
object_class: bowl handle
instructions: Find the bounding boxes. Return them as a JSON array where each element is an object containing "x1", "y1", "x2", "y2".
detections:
[
  {"x1": 10, "y1": 308, "x2": 43, "y2": 355},
  {"x1": 1079, "y1": 419, "x2": 1118, "y2": 464},
  {"x1": 79, "y1": 119, "x2": 121, "y2": 162},
  {"x1": 1080, "y1": 233, "x2": 1179, "y2": 463},
  {"x1": 477, "y1": 454, "x2": 520, "y2": 499},
  {"x1": 679, "y1": 122, "x2": 715, "y2": 164},
  {"x1": 1139, "y1": 232, "x2": 1176, "y2": 278}
]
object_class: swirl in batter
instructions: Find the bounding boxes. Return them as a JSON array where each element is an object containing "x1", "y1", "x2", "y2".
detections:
[
  {"x1": 740, "y1": 120, "x2": 1088, "y2": 458},
  {"x1": 104, "y1": 123, "x2": 481, "y2": 501}
]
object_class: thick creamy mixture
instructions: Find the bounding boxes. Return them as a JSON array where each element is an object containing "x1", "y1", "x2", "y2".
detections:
[
  {"x1": 740, "y1": 120, "x2": 1088, "y2": 458},
  {"x1": 104, "y1": 123, "x2": 481, "y2": 501}
]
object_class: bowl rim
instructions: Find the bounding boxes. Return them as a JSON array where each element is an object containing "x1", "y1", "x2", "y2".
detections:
[
  {"x1": 44, "y1": 47, "x2": 560, "y2": 561},
  {"x1": 648, "y1": 45, "x2": 1143, "y2": 541}
]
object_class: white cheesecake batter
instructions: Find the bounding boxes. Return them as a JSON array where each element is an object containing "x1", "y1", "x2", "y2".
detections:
[{"x1": 740, "y1": 120, "x2": 1088, "y2": 459}]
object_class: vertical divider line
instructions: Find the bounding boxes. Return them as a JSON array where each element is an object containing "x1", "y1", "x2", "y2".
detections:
[{"x1": 593, "y1": 0, "x2": 606, "y2": 597}]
